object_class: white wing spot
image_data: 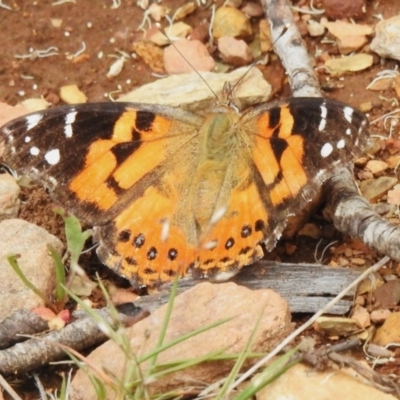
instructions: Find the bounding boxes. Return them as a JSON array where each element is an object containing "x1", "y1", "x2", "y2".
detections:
[
  {"x1": 346, "y1": 128, "x2": 352, "y2": 135},
  {"x1": 44, "y1": 149, "x2": 60, "y2": 165},
  {"x1": 204, "y1": 240, "x2": 218, "y2": 250},
  {"x1": 210, "y1": 206, "x2": 227, "y2": 225},
  {"x1": 320, "y1": 143, "x2": 333, "y2": 158},
  {"x1": 24, "y1": 136, "x2": 31, "y2": 143},
  {"x1": 64, "y1": 111, "x2": 77, "y2": 138},
  {"x1": 26, "y1": 114, "x2": 43, "y2": 131},
  {"x1": 160, "y1": 219, "x2": 170, "y2": 242},
  {"x1": 318, "y1": 118, "x2": 326, "y2": 132},
  {"x1": 30, "y1": 146, "x2": 40, "y2": 156},
  {"x1": 343, "y1": 107, "x2": 354, "y2": 123},
  {"x1": 337, "y1": 139, "x2": 345, "y2": 149}
]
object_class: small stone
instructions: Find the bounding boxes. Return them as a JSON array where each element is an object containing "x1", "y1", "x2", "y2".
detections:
[
  {"x1": 359, "y1": 101, "x2": 373, "y2": 113},
  {"x1": 365, "y1": 160, "x2": 389, "y2": 175},
  {"x1": 314, "y1": 316, "x2": 359, "y2": 337},
  {"x1": 394, "y1": 75, "x2": 400, "y2": 98},
  {"x1": 322, "y1": 0, "x2": 366, "y2": 20},
  {"x1": 20, "y1": 98, "x2": 50, "y2": 112},
  {"x1": 147, "y1": 3, "x2": 165, "y2": 22},
  {"x1": 59, "y1": 84, "x2": 87, "y2": 104},
  {"x1": 241, "y1": 2, "x2": 263, "y2": 17},
  {"x1": 259, "y1": 19, "x2": 272, "y2": 52},
  {"x1": 323, "y1": 20, "x2": 372, "y2": 54},
  {"x1": 164, "y1": 39, "x2": 215, "y2": 74},
  {"x1": 350, "y1": 258, "x2": 366, "y2": 266},
  {"x1": 388, "y1": 189, "x2": 400, "y2": 206},
  {"x1": 370, "y1": 16, "x2": 400, "y2": 62},
  {"x1": 367, "y1": 77, "x2": 394, "y2": 91},
  {"x1": 357, "y1": 272, "x2": 385, "y2": 296},
  {"x1": 150, "y1": 22, "x2": 193, "y2": 46},
  {"x1": 351, "y1": 305, "x2": 370, "y2": 329},
  {"x1": 307, "y1": 20, "x2": 325, "y2": 37},
  {"x1": 0, "y1": 174, "x2": 20, "y2": 221},
  {"x1": 297, "y1": 223, "x2": 321, "y2": 240},
  {"x1": 373, "y1": 312, "x2": 400, "y2": 346},
  {"x1": 370, "y1": 309, "x2": 392, "y2": 324},
  {"x1": 133, "y1": 41, "x2": 165, "y2": 73},
  {"x1": 373, "y1": 280, "x2": 400, "y2": 309},
  {"x1": 359, "y1": 176, "x2": 398, "y2": 203},
  {"x1": 325, "y1": 54, "x2": 374, "y2": 76},
  {"x1": 173, "y1": 2, "x2": 197, "y2": 21},
  {"x1": 212, "y1": 6, "x2": 252, "y2": 39},
  {"x1": 387, "y1": 155, "x2": 400, "y2": 169},
  {"x1": 218, "y1": 36, "x2": 253, "y2": 66}
]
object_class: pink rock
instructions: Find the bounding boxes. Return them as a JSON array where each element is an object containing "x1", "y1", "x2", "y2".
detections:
[
  {"x1": 163, "y1": 39, "x2": 215, "y2": 74},
  {"x1": 218, "y1": 36, "x2": 253, "y2": 66},
  {"x1": 70, "y1": 282, "x2": 291, "y2": 399}
]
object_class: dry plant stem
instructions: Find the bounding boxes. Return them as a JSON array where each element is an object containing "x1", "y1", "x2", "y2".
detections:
[
  {"x1": 0, "y1": 308, "x2": 144, "y2": 375},
  {"x1": 261, "y1": 0, "x2": 321, "y2": 97},
  {"x1": 0, "y1": 373, "x2": 21, "y2": 400},
  {"x1": 228, "y1": 256, "x2": 390, "y2": 392},
  {"x1": 326, "y1": 168, "x2": 400, "y2": 261},
  {"x1": 0, "y1": 309, "x2": 49, "y2": 350}
]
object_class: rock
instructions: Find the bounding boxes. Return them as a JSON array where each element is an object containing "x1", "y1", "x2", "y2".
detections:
[
  {"x1": 359, "y1": 176, "x2": 398, "y2": 203},
  {"x1": 118, "y1": 66, "x2": 272, "y2": 111},
  {"x1": 150, "y1": 22, "x2": 193, "y2": 46},
  {"x1": 372, "y1": 280, "x2": 400, "y2": 309},
  {"x1": 0, "y1": 174, "x2": 20, "y2": 221},
  {"x1": 395, "y1": 75, "x2": 400, "y2": 98},
  {"x1": 370, "y1": 309, "x2": 391, "y2": 324},
  {"x1": 164, "y1": 39, "x2": 215, "y2": 74},
  {"x1": 173, "y1": 2, "x2": 197, "y2": 21},
  {"x1": 388, "y1": 189, "x2": 400, "y2": 205},
  {"x1": 59, "y1": 84, "x2": 87, "y2": 104},
  {"x1": 367, "y1": 77, "x2": 394, "y2": 91},
  {"x1": 70, "y1": 282, "x2": 292, "y2": 399},
  {"x1": 20, "y1": 98, "x2": 50, "y2": 112},
  {"x1": 313, "y1": 316, "x2": 359, "y2": 337},
  {"x1": 373, "y1": 312, "x2": 400, "y2": 346},
  {"x1": 386, "y1": 155, "x2": 400, "y2": 169},
  {"x1": 133, "y1": 41, "x2": 165, "y2": 74},
  {"x1": 259, "y1": 19, "x2": 272, "y2": 52},
  {"x1": 212, "y1": 6, "x2": 252, "y2": 39},
  {"x1": 307, "y1": 20, "x2": 325, "y2": 37},
  {"x1": 147, "y1": 3, "x2": 165, "y2": 21},
  {"x1": 351, "y1": 305, "x2": 370, "y2": 329},
  {"x1": 365, "y1": 160, "x2": 388, "y2": 175},
  {"x1": 370, "y1": 16, "x2": 400, "y2": 61},
  {"x1": 325, "y1": 54, "x2": 373, "y2": 75},
  {"x1": 241, "y1": 2, "x2": 263, "y2": 17},
  {"x1": 218, "y1": 36, "x2": 253, "y2": 66},
  {"x1": 297, "y1": 223, "x2": 321, "y2": 239},
  {"x1": 256, "y1": 363, "x2": 396, "y2": 400},
  {"x1": 321, "y1": 0, "x2": 366, "y2": 20},
  {"x1": 323, "y1": 21, "x2": 372, "y2": 54},
  {"x1": 0, "y1": 219, "x2": 63, "y2": 322}
]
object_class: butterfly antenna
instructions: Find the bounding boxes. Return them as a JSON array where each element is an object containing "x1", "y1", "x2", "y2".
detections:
[
  {"x1": 229, "y1": 23, "x2": 290, "y2": 99},
  {"x1": 157, "y1": 23, "x2": 219, "y2": 100}
]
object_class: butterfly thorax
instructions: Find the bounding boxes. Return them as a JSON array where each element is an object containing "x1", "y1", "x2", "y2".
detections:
[{"x1": 193, "y1": 109, "x2": 242, "y2": 235}]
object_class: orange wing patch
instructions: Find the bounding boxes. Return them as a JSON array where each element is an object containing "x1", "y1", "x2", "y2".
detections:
[
  {"x1": 195, "y1": 181, "x2": 268, "y2": 276},
  {"x1": 69, "y1": 109, "x2": 172, "y2": 210}
]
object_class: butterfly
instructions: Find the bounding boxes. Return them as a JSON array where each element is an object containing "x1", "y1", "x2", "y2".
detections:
[{"x1": 0, "y1": 96, "x2": 369, "y2": 286}]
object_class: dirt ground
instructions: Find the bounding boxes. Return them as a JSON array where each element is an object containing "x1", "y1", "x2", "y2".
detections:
[{"x1": 2, "y1": 0, "x2": 400, "y2": 397}]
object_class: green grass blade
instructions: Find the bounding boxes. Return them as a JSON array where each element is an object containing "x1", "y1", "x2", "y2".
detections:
[
  {"x1": 233, "y1": 347, "x2": 300, "y2": 400},
  {"x1": 7, "y1": 254, "x2": 55, "y2": 311},
  {"x1": 48, "y1": 244, "x2": 67, "y2": 302}
]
